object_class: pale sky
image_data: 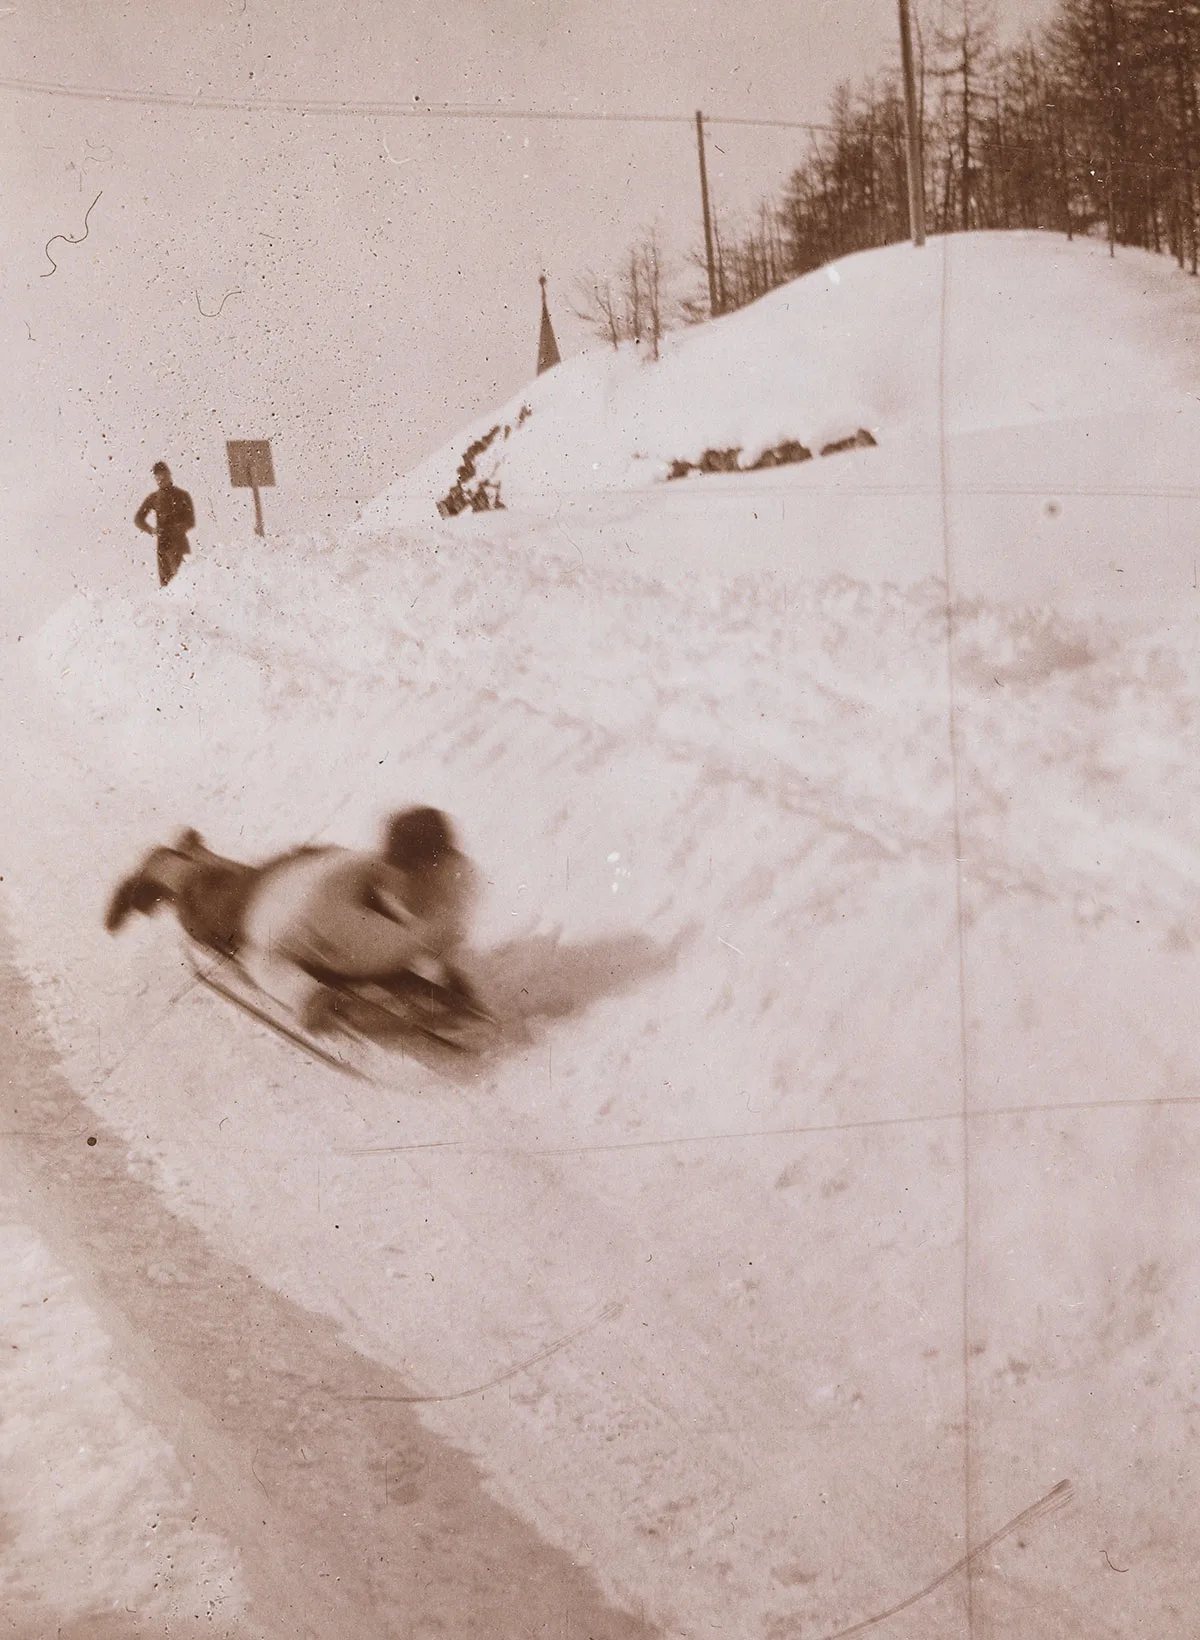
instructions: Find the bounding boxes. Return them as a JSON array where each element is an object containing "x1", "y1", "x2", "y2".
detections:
[{"x1": 1, "y1": 0, "x2": 1053, "y2": 631}]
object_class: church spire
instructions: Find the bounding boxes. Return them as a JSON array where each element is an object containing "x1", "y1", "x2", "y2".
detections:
[{"x1": 536, "y1": 274, "x2": 561, "y2": 375}]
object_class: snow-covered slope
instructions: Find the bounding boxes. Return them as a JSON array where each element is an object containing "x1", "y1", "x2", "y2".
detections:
[
  {"x1": 363, "y1": 230, "x2": 1200, "y2": 521},
  {"x1": 6, "y1": 231, "x2": 1200, "y2": 1637}
]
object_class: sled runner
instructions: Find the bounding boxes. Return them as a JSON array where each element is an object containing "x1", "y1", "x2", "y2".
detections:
[
  {"x1": 186, "y1": 943, "x2": 497, "y2": 1079},
  {"x1": 189, "y1": 950, "x2": 372, "y2": 1077}
]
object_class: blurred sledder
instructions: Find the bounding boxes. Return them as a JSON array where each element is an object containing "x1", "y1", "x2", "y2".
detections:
[{"x1": 105, "y1": 809, "x2": 495, "y2": 1066}]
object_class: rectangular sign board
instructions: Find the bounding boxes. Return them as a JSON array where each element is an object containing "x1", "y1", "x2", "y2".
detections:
[{"x1": 226, "y1": 440, "x2": 276, "y2": 489}]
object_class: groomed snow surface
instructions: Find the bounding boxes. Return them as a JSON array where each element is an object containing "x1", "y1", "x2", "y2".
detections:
[{"x1": 5, "y1": 231, "x2": 1200, "y2": 1636}]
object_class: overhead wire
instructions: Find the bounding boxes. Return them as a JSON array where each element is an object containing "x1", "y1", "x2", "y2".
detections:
[
  {"x1": 0, "y1": 73, "x2": 833, "y2": 130},
  {"x1": 6, "y1": 73, "x2": 1185, "y2": 182}
]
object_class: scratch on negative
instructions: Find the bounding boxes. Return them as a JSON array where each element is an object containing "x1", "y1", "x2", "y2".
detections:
[
  {"x1": 195, "y1": 287, "x2": 242, "y2": 318},
  {"x1": 815, "y1": 1479, "x2": 1075, "y2": 1640},
  {"x1": 42, "y1": 190, "x2": 102, "y2": 277},
  {"x1": 356, "y1": 1300, "x2": 623, "y2": 1405},
  {"x1": 382, "y1": 135, "x2": 412, "y2": 166},
  {"x1": 250, "y1": 1447, "x2": 270, "y2": 1498}
]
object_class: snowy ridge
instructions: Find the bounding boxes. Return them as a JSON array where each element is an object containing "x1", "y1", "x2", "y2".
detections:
[
  {"x1": 36, "y1": 526, "x2": 1200, "y2": 936},
  {"x1": 363, "y1": 231, "x2": 1200, "y2": 522}
]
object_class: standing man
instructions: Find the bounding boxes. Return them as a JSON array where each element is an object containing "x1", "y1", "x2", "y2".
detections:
[{"x1": 135, "y1": 461, "x2": 195, "y2": 587}]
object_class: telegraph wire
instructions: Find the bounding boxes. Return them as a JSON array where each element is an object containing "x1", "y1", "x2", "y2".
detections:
[
  {"x1": 0, "y1": 73, "x2": 834, "y2": 130},
  {"x1": 4, "y1": 74, "x2": 1179, "y2": 171}
]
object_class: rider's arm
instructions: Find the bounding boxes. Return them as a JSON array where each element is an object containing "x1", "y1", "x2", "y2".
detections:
[
  {"x1": 372, "y1": 883, "x2": 418, "y2": 926},
  {"x1": 365, "y1": 862, "x2": 419, "y2": 928}
]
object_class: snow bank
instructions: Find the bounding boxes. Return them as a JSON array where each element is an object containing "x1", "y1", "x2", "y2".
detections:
[
  {"x1": 32, "y1": 521, "x2": 1200, "y2": 940},
  {"x1": 16, "y1": 510, "x2": 1200, "y2": 1637},
  {"x1": 363, "y1": 231, "x2": 1200, "y2": 522}
]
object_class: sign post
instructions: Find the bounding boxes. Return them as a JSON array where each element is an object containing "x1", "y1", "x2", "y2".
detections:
[{"x1": 226, "y1": 440, "x2": 275, "y2": 537}]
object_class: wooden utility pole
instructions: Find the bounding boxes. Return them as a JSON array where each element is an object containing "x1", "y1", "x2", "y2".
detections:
[
  {"x1": 898, "y1": 0, "x2": 926, "y2": 246},
  {"x1": 696, "y1": 110, "x2": 720, "y2": 316}
]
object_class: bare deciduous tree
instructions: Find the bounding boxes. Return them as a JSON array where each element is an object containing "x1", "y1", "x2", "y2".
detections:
[
  {"x1": 571, "y1": 226, "x2": 672, "y2": 360},
  {"x1": 571, "y1": 271, "x2": 623, "y2": 350}
]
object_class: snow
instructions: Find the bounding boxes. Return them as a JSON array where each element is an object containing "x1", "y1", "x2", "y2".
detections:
[
  {"x1": 363, "y1": 231, "x2": 1200, "y2": 519},
  {"x1": 5, "y1": 229, "x2": 1200, "y2": 1635},
  {"x1": 0, "y1": 1211, "x2": 245, "y2": 1636}
]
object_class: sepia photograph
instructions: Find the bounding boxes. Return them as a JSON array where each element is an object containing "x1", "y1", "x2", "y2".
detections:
[{"x1": 3, "y1": 0, "x2": 1199, "y2": 1635}]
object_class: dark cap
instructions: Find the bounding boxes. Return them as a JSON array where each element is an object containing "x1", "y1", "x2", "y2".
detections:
[
  {"x1": 384, "y1": 807, "x2": 456, "y2": 868},
  {"x1": 152, "y1": 461, "x2": 170, "y2": 476}
]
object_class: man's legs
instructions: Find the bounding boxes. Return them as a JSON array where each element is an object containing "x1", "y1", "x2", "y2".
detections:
[
  {"x1": 157, "y1": 537, "x2": 185, "y2": 586},
  {"x1": 105, "y1": 847, "x2": 194, "y2": 931}
]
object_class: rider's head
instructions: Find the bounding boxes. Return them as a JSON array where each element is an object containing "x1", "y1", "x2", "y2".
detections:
[
  {"x1": 384, "y1": 806, "x2": 455, "y2": 870},
  {"x1": 152, "y1": 461, "x2": 171, "y2": 485}
]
